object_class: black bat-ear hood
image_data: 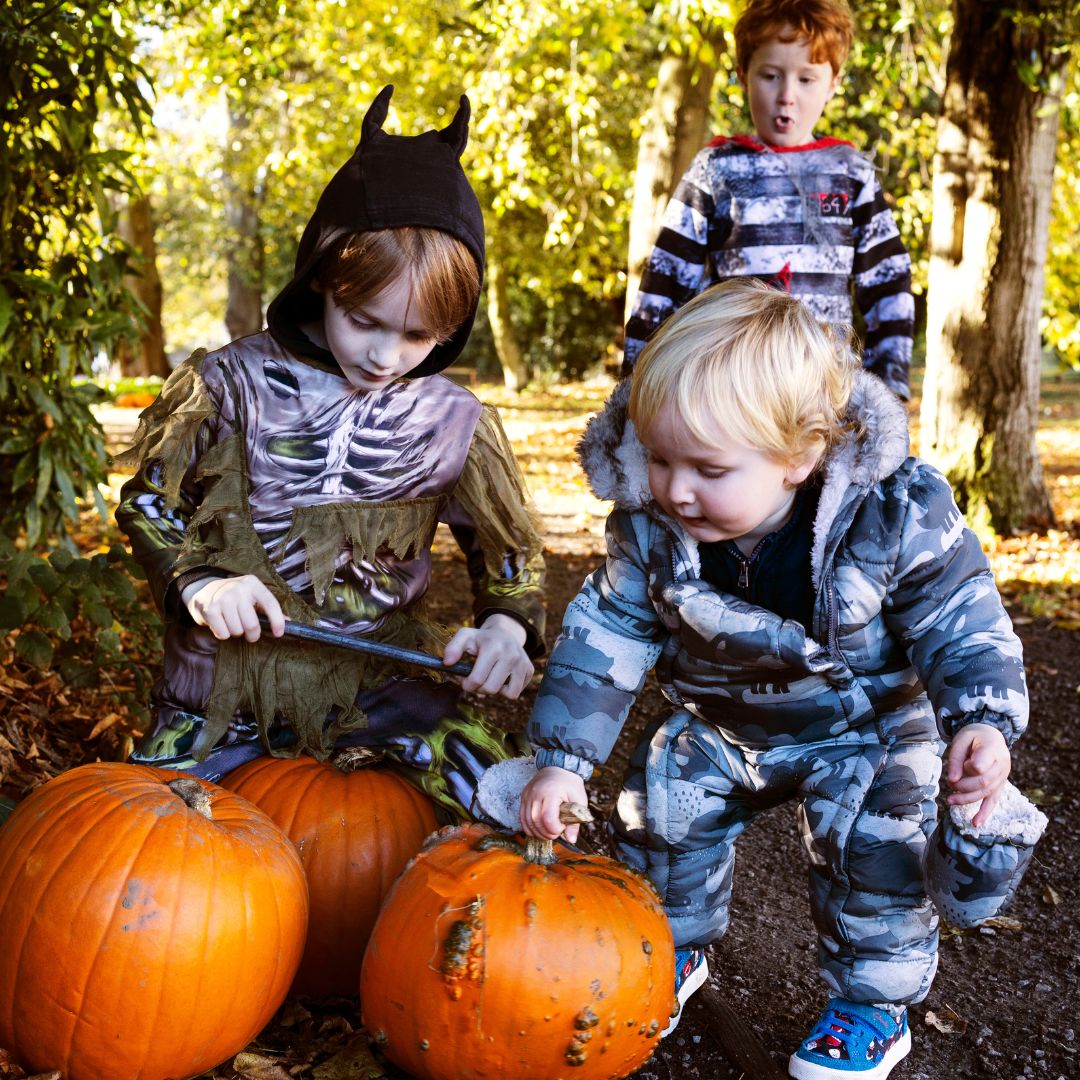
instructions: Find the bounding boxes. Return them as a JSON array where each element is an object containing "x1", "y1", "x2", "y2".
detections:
[{"x1": 266, "y1": 85, "x2": 485, "y2": 378}]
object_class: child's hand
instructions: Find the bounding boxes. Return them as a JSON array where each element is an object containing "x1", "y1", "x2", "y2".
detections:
[
  {"x1": 182, "y1": 575, "x2": 285, "y2": 642},
  {"x1": 945, "y1": 722, "x2": 1012, "y2": 827},
  {"x1": 443, "y1": 613, "x2": 533, "y2": 699},
  {"x1": 520, "y1": 766, "x2": 589, "y2": 844}
]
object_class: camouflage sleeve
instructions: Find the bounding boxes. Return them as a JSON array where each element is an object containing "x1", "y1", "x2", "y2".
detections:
[
  {"x1": 528, "y1": 509, "x2": 667, "y2": 774},
  {"x1": 446, "y1": 404, "x2": 546, "y2": 656},
  {"x1": 882, "y1": 462, "x2": 1028, "y2": 745},
  {"x1": 113, "y1": 352, "x2": 224, "y2": 613}
]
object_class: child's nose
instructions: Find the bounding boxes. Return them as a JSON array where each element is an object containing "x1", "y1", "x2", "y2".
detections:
[{"x1": 667, "y1": 471, "x2": 695, "y2": 506}]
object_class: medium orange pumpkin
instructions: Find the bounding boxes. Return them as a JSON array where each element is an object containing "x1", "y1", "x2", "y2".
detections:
[
  {"x1": 360, "y1": 822, "x2": 676, "y2": 1080},
  {"x1": 222, "y1": 753, "x2": 439, "y2": 996},
  {"x1": 0, "y1": 762, "x2": 308, "y2": 1080}
]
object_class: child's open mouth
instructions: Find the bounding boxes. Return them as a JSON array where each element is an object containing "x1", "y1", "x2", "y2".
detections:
[{"x1": 774, "y1": 114, "x2": 795, "y2": 132}]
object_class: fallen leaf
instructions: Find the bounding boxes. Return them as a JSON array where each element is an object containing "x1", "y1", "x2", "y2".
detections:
[
  {"x1": 232, "y1": 1052, "x2": 294, "y2": 1080},
  {"x1": 1043, "y1": 884, "x2": 1061, "y2": 906},
  {"x1": 87, "y1": 712, "x2": 123, "y2": 739},
  {"x1": 0, "y1": 1047, "x2": 27, "y2": 1078},
  {"x1": 311, "y1": 1033, "x2": 388, "y2": 1080},
  {"x1": 925, "y1": 1006, "x2": 968, "y2": 1036},
  {"x1": 980, "y1": 916, "x2": 1024, "y2": 932}
]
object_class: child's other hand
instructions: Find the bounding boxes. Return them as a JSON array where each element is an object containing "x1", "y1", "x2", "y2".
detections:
[
  {"x1": 182, "y1": 575, "x2": 285, "y2": 642},
  {"x1": 443, "y1": 613, "x2": 533, "y2": 699},
  {"x1": 520, "y1": 766, "x2": 589, "y2": 844},
  {"x1": 945, "y1": 722, "x2": 1012, "y2": 827}
]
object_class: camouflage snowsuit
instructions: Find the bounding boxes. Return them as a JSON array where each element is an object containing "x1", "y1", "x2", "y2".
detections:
[{"x1": 528, "y1": 373, "x2": 1027, "y2": 1005}]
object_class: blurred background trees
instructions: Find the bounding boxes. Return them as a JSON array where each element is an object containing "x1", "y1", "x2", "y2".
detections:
[{"x1": 2, "y1": 0, "x2": 1079, "y2": 544}]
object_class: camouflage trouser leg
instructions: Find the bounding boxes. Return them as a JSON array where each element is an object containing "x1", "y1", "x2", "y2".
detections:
[
  {"x1": 611, "y1": 710, "x2": 786, "y2": 948},
  {"x1": 131, "y1": 676, "x2": 527, "y2": 824},
  {"x1": 799, "y1": 731, "x2": 942, "y2": 1005},
  {"x1": 611, "y1": 709, "x2": 942, "y2": 1005}
]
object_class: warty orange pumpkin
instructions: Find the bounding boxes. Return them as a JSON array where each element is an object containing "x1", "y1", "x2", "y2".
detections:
[
  {"x1": 359, "y1": 821, "x2": 676, "y2": 1080},
  {"x1": 221, "y1": 751, "x2": 439, "y2": 997},
  {"x1": 0, "y1": 762, "x2": 308, "y2": 1080}
]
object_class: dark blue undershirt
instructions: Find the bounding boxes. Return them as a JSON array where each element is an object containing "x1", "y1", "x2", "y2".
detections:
[{"x1": 697, "y1": 480, "x2": 821, "y2": 628}]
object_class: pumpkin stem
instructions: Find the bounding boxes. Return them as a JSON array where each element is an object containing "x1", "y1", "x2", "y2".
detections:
[
  {"x1": 168, "y1": 777, "x2": 213, "y2": 819},
  {"x1": 332, "y1": 747, "x2": 387, "y2": 772},
  {"x1": 521, "y1": 801, "x2": 594, "y2": 865}
]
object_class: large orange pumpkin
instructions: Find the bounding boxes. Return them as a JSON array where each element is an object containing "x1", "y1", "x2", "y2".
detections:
[
  {"x1": 222, "y1": 753, "x2": 439, "y2": 996},
  {"x1": 0, "y1": 762, "x2": 308, "y2": 1080},
  {"x1": 360, "y1": 822, "x2": 676, "y2": 1080}
]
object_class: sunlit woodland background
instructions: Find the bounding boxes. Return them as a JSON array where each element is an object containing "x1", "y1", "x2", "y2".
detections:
[{"x1": 1, "y1": 0, "x2": 1079, "y2": 786}]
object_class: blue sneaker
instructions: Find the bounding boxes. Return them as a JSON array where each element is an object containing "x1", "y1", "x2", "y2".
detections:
[
  {"x1": 660, "y1": 947, "x2": 709, "y2": 1037},
  {"x1": 789, "y1": 999, "x2": 911, "y2": 1079}
]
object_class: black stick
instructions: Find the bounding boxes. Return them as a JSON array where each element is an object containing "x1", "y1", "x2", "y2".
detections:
[
  {"x1": 261, "y1": 617, "x2": 474, "y2": 677},
  {"x1": 694, "y1": 986, "x2": 787, "y2": 1079}
]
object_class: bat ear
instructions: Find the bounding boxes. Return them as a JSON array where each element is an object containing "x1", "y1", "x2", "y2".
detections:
[
  {"x1": 439, "y1": 94, "x2": 471, "y2": 158},
  {"x1": 360, "y1": 84, "x2": 394, "y2": 148}
]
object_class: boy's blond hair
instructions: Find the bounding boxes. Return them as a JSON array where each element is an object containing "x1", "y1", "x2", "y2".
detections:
[
  {"x1": 628, "y1": 279, "x2": 855, "y2": 469},
  {"x1": 735, "y1": 0, "x2": 854, "y2": 76}
]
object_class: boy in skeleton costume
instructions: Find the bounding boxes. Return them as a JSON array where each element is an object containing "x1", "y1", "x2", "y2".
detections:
[
  {"x1": 521, "y1": 282, "x2": 1029, "y2": 1078},
  {"x1": 624, "y1": 0, "x2": 914, "y2": 400},
  {"x1": 116, "y1": 87, "x2": 544, "y2": 821}
]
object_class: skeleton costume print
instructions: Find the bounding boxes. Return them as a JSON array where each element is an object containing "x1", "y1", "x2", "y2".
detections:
[
  {"x1": 624, "y1": 135, "x2": 914, "y2": 399},
  {"x1": 115, "y1": 88, "x2": 544, "y2": 821}
]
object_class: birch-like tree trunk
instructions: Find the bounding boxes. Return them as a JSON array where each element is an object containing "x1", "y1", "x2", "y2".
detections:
[
  {"x1": 921, "y1": 0, "x2": 1071, "y2": 533},
  {"x1": 624, "y1": 39, "x2": 719, "y2": 325},
  {"x1": 224, "y1": 107, "x2": 264, "y2": 340},
  {"x1": 116, "y1": 194, "x2": 169, "y2": 377},
  {"x1": 486, "y1": 248, "x2": 529, "y2": 391}
]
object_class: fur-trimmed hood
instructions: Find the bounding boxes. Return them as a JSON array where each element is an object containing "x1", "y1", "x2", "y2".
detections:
[{"x1": 577, "y1": 370, "x2": 910, "y2": 582}]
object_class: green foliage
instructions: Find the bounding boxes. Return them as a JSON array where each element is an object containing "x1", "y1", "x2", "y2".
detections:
[
  {"x1": 0, "y1": 0, "x2": 154, "y2": 544},
  {"x1": 1045, "y1": 63, "x2": 1080, "y2": 370},
  {"x1": 0, "y1": 534, "x2": 160, "y2": 721}
]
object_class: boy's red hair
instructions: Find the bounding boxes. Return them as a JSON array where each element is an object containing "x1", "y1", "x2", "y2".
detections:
[{"x1": 734, "y1": 0, "x2": 854, "y2": 75}]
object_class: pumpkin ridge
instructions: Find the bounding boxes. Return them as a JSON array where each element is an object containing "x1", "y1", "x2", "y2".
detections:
[{"x1": 41, "y1": 784, "x2": 166, "y2": 1066}]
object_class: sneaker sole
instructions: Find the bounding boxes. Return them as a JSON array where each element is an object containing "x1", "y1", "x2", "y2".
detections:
[
  {"x1": 787, "y1": 1025, "x2": 911, "y2": 1080},
  {"x1": 660, "y1": 957, "x2": 710, "y2": 1038}
]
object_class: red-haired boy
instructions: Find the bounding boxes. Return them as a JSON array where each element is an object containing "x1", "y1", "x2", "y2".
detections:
[{"x1": 624, "y1": 0, "x2": 914, "y2": 401}]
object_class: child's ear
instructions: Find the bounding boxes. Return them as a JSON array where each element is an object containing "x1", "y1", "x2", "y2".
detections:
[{"x1": 785, "y1": 452, "x2": 820, "y2": 488}]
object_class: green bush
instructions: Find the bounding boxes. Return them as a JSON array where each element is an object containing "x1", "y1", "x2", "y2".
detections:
[{"x1": 0, "y1": 534, "x2": 160, "y2": 723}]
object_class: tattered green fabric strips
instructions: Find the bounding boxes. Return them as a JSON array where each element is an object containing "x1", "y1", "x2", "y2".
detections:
[
  {"x1": 110, "y1": 351, "x2": 215, "y2": 508},
  {"x1": 199, "y1": 606, "x2": 451, "y2": 763},
  {"x1": 453, "y1": 405, "x2": 545, "y2": 581},
  {"x1": 278, "y1": 497, "x2": 442, "y2": 606}
]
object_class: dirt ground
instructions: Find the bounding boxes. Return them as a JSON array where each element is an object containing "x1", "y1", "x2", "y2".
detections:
[
  {"x1": 2, "y1": 488, "x2": 1078, "y2": 1080},
  {"x1": 351, "y1": 529, "x2": 1074, "y2": 1080}
]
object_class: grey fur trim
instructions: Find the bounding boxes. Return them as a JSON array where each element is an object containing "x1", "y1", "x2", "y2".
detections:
[
  {"x1": 577, "y1": 378, "x2": 651, "y2": 506},
  {"x1": 475, "y1": 756, "x2": 538, "y2": 831},
  {"x1": 811, "y1": 372, "x2": 910, "y2": 583},
  {"x1": 948, "y1": 781, "x2": 1048, "y2": 848}
]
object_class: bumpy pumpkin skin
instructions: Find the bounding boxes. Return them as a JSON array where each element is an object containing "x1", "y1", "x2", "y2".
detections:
[
  {"x1": 360, "y1": 823, "x2": 676, "y2": 1080},
  {"x1": 222, "y1": 756, "x2": 439, "y2": 996},
  {"x1": 0, "y1": 762, "x2": 309, "y2": 1080}
]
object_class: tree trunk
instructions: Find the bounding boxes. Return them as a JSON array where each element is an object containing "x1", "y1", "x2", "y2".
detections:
[
  {"x1": 224, "y1": 107, "x2": 265, "y2": 340},
  {"x1": 486, "y1": 250, "x2": 529, "y2": 391},
  {"x1": 116, "y1": 194, "x2": 168, "y2": 377},
  {"x1": 921, "y1": 0, "x2": 1069, "y2": 534},
  {"x1": 624, "y1": 38, "x2": 719, "y2": 325}
]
